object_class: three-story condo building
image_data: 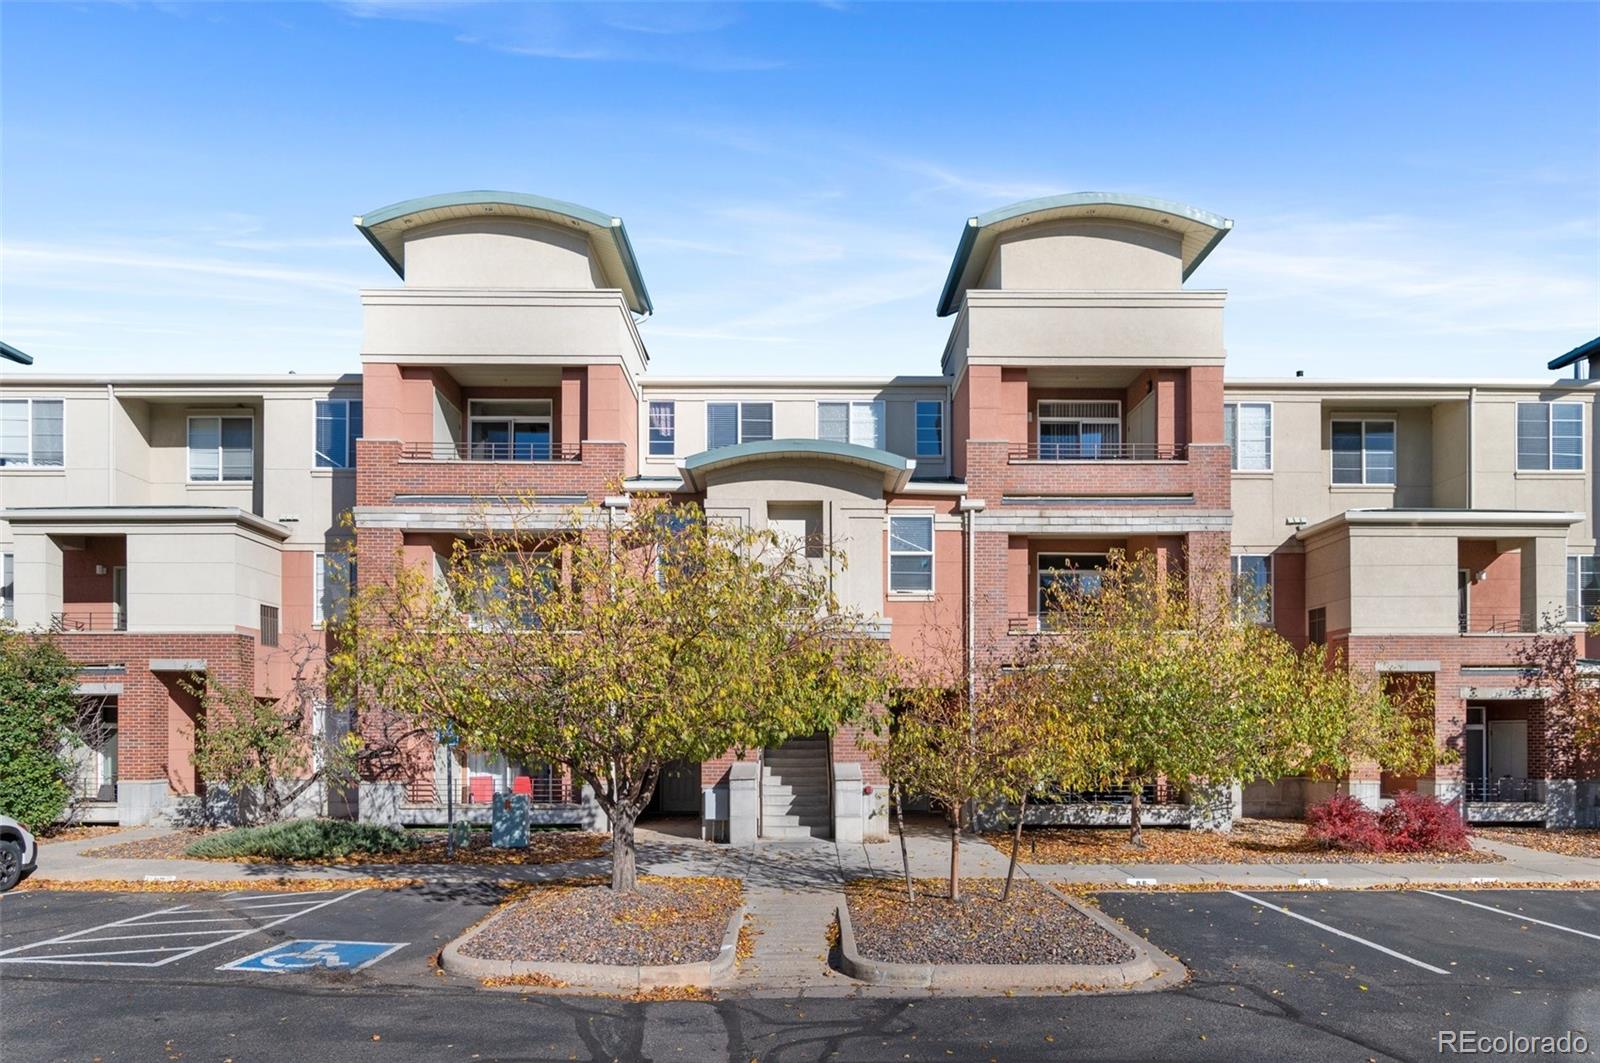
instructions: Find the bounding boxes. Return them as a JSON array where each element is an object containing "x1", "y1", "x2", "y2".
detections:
[{"x1": 3, "y1": 190, "x2": 1596, "y2": 837}]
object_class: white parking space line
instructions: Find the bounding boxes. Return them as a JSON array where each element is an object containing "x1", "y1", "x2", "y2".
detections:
[
  {"x1": 1228, "y1": 890, "x2": 1453, "y2": 976},
  {"x1": 0, "y1": 889, "x2": 368, "y2": 968},
  {"x1": 1419, "y1": 890, "x2": 1600, "y2": 942}
]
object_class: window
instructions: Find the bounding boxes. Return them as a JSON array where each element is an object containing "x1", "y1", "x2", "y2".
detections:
[
  {"x1": 314, "y1": 399, "x2": 363, "y2": 469},
  {"x1": 259, "y1": 605, "x2": 280, "y2": 648},
  {"x1": 648, "y1": 401, "x2": 676, "y2": 456},
  {"x1": 1517, "y1": 402, "x2": 1583, "y2": 471},
  {"x1": 1567, "y1": 556, "x2": 1600, "y2": 624},
  {"x1": 0, "y1": 398, "x2": 64, "y2": 467},
  {"x1": 1037, "y1": 401, "x2": 1121, "y2": 459},
  {"x1": 888, "y1": 515, "x2": 933, "y2": 593},
  {"x1": 1331, "y1": 419, "x2": 1396, "y2": 485},
  {"x1": 706, "y1": 402, "x2": 773, "y2": 450},
  {"x1": 915, "y1": 401, "x2": 944, "y2": 458},
  {"x1": 1308, "y1": 607, "x2": 1327, "y2": 645},
  {"x1": 468, "y1": 399, "x2": 552, "y2": 461},
  {"x1": 314, "y1": 551, "x2": 355, "y2": 627},
  {"x1": 2, "y1": 552, "x2": 12, "y2": 621},
  {"x1": 187, "y1": 415, "x2": 254, "y2": 482},
  {"x1": 1038, "y1": 554, "x2": 1107, "y2": 622},
  {"x1": 1223, "y1": 402, "x2": 1272, "y2": 471},
  {"x1": 1231, "y1": 555, "x2": 1272, "y2": 624},
  {"x1": 461, "y1": 552, "x2": 552, "y2": 629},
  {"x1": 817, "y1": 401, "x2": 885, "y2": 448},
  {"x1": 1458, "y1": 568, "x2": 1470, "y2": 633}
]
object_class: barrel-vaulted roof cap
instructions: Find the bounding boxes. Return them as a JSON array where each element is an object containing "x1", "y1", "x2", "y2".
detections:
[
  {"x1": 677, "y1": 438, "x2": 915, "y2": 493},
  {"x1": 936, "y1": 192, "x2": 1234, "y2": 316},
  {"x1": 354, "y1": 191, "x2": 653, "y2": 315}
]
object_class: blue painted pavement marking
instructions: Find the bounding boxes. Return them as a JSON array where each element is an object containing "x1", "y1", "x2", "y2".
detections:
[{"x1": 218, "y1": 938, "x2": 406, "y2": 973}]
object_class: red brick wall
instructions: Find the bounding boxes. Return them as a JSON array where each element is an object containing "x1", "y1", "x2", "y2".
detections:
[{"x1": 355, "y1": 439, "x2": 625, "y2": 506}]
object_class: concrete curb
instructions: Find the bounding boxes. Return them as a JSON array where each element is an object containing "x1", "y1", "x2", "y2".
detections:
[
  {"x1": 834, "y1": 895, "x2": 1185, "y2": 992},
  {"x1": 441, "y1": 901, "x2": 746, "y2": 991}
]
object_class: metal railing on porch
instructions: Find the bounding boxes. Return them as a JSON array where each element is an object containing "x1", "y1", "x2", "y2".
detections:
[
  {"x1": 1008, "y1": 442, "x2": 1188, "y2": 463},
  {"x1": 399, "y1": 441, "x2": 583, "y2": 463},
  {"x1": 1463, "y1": 777, "x2": 1545, "y2": 803},
  {"x1": 51, "y1": 609, "x2": 126, "y2": 633}
]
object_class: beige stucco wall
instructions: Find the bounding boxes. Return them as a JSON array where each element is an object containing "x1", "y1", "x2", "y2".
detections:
[
  {"x1": 980, "y1": 220, "x2": 1184, "y2": 292},
  {"x1": 401, "y1": 217, "x2": 605, "y2": 291},
  {"x1": 1470, "y1": 389, "x2": 1594, "y2": 546},
  {"x1": 700, "y1": 460, "x2": 888, "y2": 620},
  {"x1": 636, "y1": 382, "x2": 952, "y2": 481}
]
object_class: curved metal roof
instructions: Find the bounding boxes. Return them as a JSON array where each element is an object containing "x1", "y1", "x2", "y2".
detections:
[
  {"x1": 677, "y1": 438, "x2": 915, "y2": 493},
  {"x1": 354, "y1": 191, "x2": 652, "y2": 315},
  {"x1": 936, "y1": 192, "x2": 1234, "y2": 316},
  {"x1": 1548, "y1": 335, "x2": 1600, "y2": 373},
  {"x1": 0, "y1": 341, "x2": 33, "y2": 365}
]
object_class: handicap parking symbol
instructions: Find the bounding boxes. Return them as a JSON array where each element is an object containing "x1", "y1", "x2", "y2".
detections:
[{"x1": 219, "y1": 939, "x2": 405, "y2": 974}]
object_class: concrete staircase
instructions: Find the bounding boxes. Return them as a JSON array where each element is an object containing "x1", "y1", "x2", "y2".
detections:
[{"x1": 760, "y1": 736, "x2": 831, "y2": 840}]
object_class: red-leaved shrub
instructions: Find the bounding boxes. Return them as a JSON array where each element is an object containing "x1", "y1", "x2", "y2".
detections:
[
  {"x1": 1378, "y1": 791, "x2": 1470, "y2": 853},
  {"x1": 1306, "y1": 793, "x2": 1387, "y2": 852}
]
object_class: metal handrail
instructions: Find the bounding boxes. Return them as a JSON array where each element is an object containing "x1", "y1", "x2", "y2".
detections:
[
  {"x1": 1463, "y1": 777, "x2": 1545, "y2": 803},
  {"x1": 1459, "y1": 613, "x2": 1532, "y2": 635},
  {"x1": 51, "y1": 609, "x2": 126, "y2": 633},
  {"x1": 1009, "y1": 442, "x2": 1188, "y2": 463},
  {"x1": 400, "y1": 441, "x2": 582, "y2": 462}
]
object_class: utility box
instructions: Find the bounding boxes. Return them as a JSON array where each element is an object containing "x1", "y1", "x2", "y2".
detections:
[
  {"x1": 701, "y1": 786, "x2": 729, "y2": 843},
  {"x1": 491, "y1": 791, "x2": 530, "y2": 848}
]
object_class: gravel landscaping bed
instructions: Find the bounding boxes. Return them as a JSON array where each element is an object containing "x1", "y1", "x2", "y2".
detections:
[
  {"x1": 460, "y1": 876, "x2": 742, "y2": 967},
  {"x1": 37, "y1": 825, "x2": 127, "y2": 844},
  {"x1": 1474, "y1": 827, "x2": 1600, "y2": 859},
  {"x1": 990, "y1": 818, "x2": 1501, "y2": 865},
  {"x1": 844, "y1": 877, "x2": 1134, "y2": 966},
  {"x1": 84, "y1": 827, "x2": 606, "y2": 866}
]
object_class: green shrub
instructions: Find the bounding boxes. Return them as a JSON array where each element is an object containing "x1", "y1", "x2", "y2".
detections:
[
  {"x1": 0, "y1": 625, "x2": 81, "y2": 832},
  {"x1": 186, "y1": 818, "x2": 418, "y2": 860}
]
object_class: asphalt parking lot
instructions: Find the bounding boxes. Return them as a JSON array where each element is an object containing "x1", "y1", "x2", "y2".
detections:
[{"x1": 2, "y1": 886, "x2": 1596, "y2": 1061}]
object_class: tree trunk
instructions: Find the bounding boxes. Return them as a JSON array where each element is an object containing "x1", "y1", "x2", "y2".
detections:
[
  {"x1": 610, "y1": 807, "x2": 639, "y2": 892},
  {"x1": 949, "y1": 815, "x2": 962, "y2": 902},
  {"x1": 893, "y1": 782, "x2": 914, "y2": 902},
  {"x1": 1129, "y1": 783, "x2": 1145, "y2": 849},
  {"x1": 1002, "y1": 791, "x2": 1028, "y2": 901}
]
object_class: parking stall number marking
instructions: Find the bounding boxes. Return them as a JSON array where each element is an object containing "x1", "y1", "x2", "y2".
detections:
[{"x1": 219, "y1": 939, "x2": 405, "y2": 973}]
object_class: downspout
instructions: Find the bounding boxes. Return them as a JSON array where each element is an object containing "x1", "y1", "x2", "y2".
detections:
[
  {"x1": 1466, "y1": 387, "x2": 1476, "y2": 509},
  {"x1": 106, "y1": 384, "x2": 115, "y2": 505},
  {"x1": 958, "y1": 498, "x2": 987, "y2": 714}
]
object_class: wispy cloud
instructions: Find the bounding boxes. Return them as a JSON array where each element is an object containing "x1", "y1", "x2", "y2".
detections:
[
  {"x1": 5, "y1": 242, "x2": 366, "y2": 294},
  {"x1": 882, "y1": 156, "x2": 1064, "y2": 205},
  {"x1": 333, "y1": 1, "x2": 784, "y2": 71}
]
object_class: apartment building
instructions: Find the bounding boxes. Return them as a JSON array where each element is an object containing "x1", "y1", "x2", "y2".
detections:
[{"x1": 4, "y1": 189, "x2": 1596, "y2": 836}]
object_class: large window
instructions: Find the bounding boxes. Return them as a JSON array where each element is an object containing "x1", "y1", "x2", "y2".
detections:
[
  {"x1": 1568, "y1": 556, "x2": 1600, "y2": 624},
  {"x1": 648, "y1": 401, "x2": 676, "y2": 457},
  {"x1": 888, "y1": 515, "x2": 933, "y2": 593},
  {"x1": 1037, "y1": 401, "x2": 1120, "y2": 459},
  {"x1": 817, "y1": 401, "x2": 885, "y2": 448},
  {"x1": 0, "y1": 398, "x2": 64, "y2": 467},
  {"x1": 1307, "y1": 607, "x2": 1327, "y2": 645},
  {"x1": 188, "y1": 415, "x2": 254, "y2": 482},
  {"x1": 915, "y1": 401, "x2": 944, "y2": 458},
  {"x1": 1037, "y1": 554, "x2": 1107, "y2": 623},
  {"x1": 707, "y1": 402, "x2": 773, "y2": 450},
  {"x1": 1517, "y1": 402, "x2": 1583, "y2": 471},
  {"x1": 314, "y1": 551, "x2": 355, "y2": 628},
  {"x1": 314, "y1": 399, "x2": 363, "y2": 469},
  {"x1": 2, "y1": 552, "x2": 12, "y2": 621},
  {"x1": 468, "y1": 399, "x2": 552, "y2": 461},
  {"x1": 1331, "y1": 419, "x2": 1396, "y2": 485},
  {"x1": 1232, "y1": 555, "x2": 1273, "y2": 624},
  {"x1": 1223, "y1": 402, "x2": 1272, "y2": 471}
]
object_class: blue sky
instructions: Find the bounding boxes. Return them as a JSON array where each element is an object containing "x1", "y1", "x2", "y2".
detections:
[{"x1": 2, "y1": 1, "x2": 1596, "y2": 379}]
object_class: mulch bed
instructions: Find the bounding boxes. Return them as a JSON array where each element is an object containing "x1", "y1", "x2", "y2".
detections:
[
  {"x1": 1474, "y1": 827, "x2": 1600, "y2": 860},
  {"x1": 844, "y1": 877, "x2": 1134, "y2": 967},
  {"x1": 460, "y1": 875, "x2": 742, "y2": 967},
  {"x1": 987, "y1": 818, "x2": 1500, "y2": 865},
  {"x1": 36, "y1": 825, "x2": 126, "y2": 844},
  {"x1": 83, "y1": 829, "x2": 607, "y2": 866}
]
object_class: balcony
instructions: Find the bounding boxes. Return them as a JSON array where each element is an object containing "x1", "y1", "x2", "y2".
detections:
[
  {"x1": 1008, "y1": 442, "x2": 1188, "y2": 463},
  {"x1": 52, "y1": 607, "x2": 126, "y2": 633},
  {"x1": 400, "y1": 441, "x2": 583, "y2": 463}
]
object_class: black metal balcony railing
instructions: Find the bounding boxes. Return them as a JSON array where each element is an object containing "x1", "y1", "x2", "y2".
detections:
[
  {"x1": 51, "y1": 609, "x2": 126, "y2": 633},
  {"x1": 1009, "y1": 442, "x2": 1188, "y2": 463},
  {"x1": 1035, "y1": 783, "x2": 1167, "y2": 806},
  {"x1": 1459, "y1": 613, "x2": 1532, "y2": 635},
  {"x1": 400, "y1": 442, "x2": 583, "y2": 462},
  {"x1": 1464, "y1": 777, "x2": 1545, "y2": 803}
]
